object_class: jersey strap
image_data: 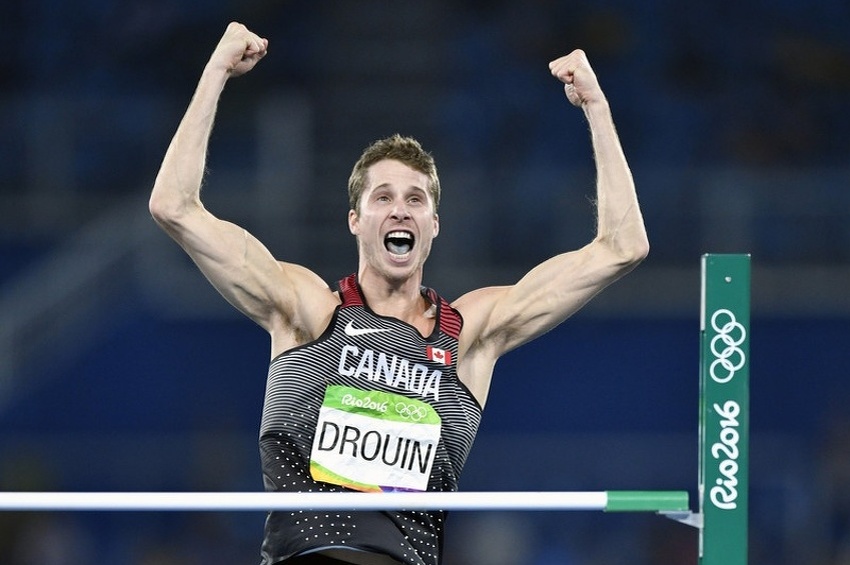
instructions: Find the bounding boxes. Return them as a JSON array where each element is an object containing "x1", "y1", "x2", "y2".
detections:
[{"x1": 336, "y1": 274, "x2": 463, "y2": 339}]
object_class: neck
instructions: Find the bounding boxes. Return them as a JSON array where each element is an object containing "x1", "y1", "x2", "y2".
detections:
[{"x1": 356, "y1": 269, "x2": 431, "y2": 325}]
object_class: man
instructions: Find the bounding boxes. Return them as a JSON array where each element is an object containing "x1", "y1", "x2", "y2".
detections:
[{"x1": 149, "y1": 21, "x2": 648, "y2": 565}]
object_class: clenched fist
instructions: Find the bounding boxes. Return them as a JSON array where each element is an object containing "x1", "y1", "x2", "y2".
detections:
[
  {"x1": 208, "y1": 22, "x2": 268, "y2": 77},
  {"x1": 548, "y1": 50, "x2": 606, "y2": 108}
]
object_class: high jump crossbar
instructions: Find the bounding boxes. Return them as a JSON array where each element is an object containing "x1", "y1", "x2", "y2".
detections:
[
  {"x1": 0, "y1": 254, "x2": 749, "y2": 565},
  {"x1": 0, "y1": 490, "x2": 687, "y2": 513}
]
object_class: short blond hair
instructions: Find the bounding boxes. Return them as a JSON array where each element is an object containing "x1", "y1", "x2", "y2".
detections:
[{"x1": 348, "y1": 134, "x2": 441, "y2": 212}]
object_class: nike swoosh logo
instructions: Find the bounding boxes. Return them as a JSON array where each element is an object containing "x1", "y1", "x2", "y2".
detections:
[{"x1": 344, "y1": 320, "x2": 393, "y2": 337}]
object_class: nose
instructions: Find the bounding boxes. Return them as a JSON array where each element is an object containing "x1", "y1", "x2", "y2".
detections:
[{"x1": 390, "y1": 201, "x2": 411, "y2": 221}]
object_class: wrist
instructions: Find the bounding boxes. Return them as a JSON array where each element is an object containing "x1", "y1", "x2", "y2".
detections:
[
  {"x1": 582, "y1": 97, "x2": 613, "y2": 126},
  {"x1": 194, "y1": 62, "x2": 231, "y2": 99},
  {"x1": 582, "y1": 96, "x2": 610, "y2": 115},
  {"x1": 201, "y1": 59, "x2": 232, "y2": 82}
]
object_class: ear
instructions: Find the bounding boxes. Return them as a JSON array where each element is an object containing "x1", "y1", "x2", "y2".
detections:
[
  {"x1": 348, "y1": 209, "x2": 359, "y2": 235},
  {"x1": 432, "y1": 213, "x2": 440, "y2": 238}
]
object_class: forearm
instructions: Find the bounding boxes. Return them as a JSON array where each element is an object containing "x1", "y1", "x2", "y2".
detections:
[
  {"x1": 149, "y1": 65, "x2": 229, "y2": 221},
  {"x1": 584, "y1": 99, "x2": 648, "y2": 261}
]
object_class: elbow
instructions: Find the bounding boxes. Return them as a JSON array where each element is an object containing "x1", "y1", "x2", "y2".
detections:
[
  {"x1": 148, "y1": 192, "x2": 166, "y2": 223},
  {"x1": 148, "y1": 193, "x2": 176, "y2": 230},
  {"x1": 627, "y1": 234, "x2": 650, "y2": 265},
  {"x1": 624, "y1": 232, "x2": 650, "y2": 267},
  {"x1": 599, "y1": 231, "x2": 649, "y2": 271},
  {"x1": 148, "y1": 182, "x2": 192, "y2": 229},
  {"x1": 615, "y1": 217, "x2": 650, "y2": 267}
]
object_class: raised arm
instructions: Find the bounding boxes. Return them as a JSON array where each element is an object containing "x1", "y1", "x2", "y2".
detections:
[
  {"x1": 552, "y1": 50, "x2": 649, "y2": 269},
  {"x1": 149, "y1": 23, "x2": 332, "y2": 344},
  {"x1": 456, "y1": 50, "x2": 648, "y2": 389},
  {"x1": 150, "y1": 23, "x2": 267, "y2": 223}
]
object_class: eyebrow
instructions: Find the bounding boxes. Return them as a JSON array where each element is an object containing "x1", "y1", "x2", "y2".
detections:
[{"x1": 370, "y1": 183, "x2": 428, "y2": 196}]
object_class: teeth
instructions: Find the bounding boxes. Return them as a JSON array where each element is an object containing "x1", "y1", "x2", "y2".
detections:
[{"x1": 385, "y1": 231, "x2": 413, "y2": 256}]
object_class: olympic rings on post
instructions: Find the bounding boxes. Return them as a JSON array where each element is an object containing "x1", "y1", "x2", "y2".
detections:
[{"x1": 709, "y1": 309, "x2": 747, "y2": 384}]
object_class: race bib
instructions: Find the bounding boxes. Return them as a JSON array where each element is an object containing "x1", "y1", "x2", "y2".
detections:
[{"x1": 310, "y1": 385, "x2": 442, "y2": 492}]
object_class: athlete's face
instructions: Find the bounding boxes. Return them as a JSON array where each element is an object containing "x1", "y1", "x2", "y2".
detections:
[{"x1": 348, "y1": 159, "x2": 440, "y2": 282}]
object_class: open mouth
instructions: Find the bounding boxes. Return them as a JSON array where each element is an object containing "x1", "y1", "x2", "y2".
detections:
[{"x1": 384, "y1": 230, "x2": 414, "y2": 256}]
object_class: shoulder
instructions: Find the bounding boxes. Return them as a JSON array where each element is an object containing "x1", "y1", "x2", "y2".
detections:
[
  {"x1": 451, "y1": 286, "x2": 510, "y2": 318},
  {"x1": 269, "y1": 262, "x2": 341, "y2": 349},
  {"x1": 280, "y1": 261, "x2": 331, "y2": 287},
  {"x1": 451, "y1": 286, "x2": 510, "y2": 348}
]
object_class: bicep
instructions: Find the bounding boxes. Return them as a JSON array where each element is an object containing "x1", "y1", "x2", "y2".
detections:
[
  {"x1": 154, "y1": 207, "x2": 293, "y2": 330},
  {"x1": 463, "y1": 242, "x2": 633, "y2": 356}
]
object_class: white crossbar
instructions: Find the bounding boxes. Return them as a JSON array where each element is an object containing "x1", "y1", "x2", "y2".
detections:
[{"x1": 0, "y1": 491, "x2": 608, "y2": 512}]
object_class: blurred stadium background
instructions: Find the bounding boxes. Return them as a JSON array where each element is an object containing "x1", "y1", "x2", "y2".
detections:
[{"x1": 1, "y1": 1, "x2": 850, "y2": 564}]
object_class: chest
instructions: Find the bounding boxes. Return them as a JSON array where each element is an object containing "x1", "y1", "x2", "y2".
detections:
[{"x1": 287, "y1": 310, "x2": 453, "y2": 399}]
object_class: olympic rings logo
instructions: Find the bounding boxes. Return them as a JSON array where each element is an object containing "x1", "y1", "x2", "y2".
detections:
[
  {"x1": 395, "y1": 402, "x2": 428, "y2": 422},
  {"x1": 709, "y1": 309, "x2": 747, "y2": 384}
]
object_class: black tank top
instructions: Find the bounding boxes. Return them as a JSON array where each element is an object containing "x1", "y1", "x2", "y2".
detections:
[{"x1": 259, "y1": 274, "x2": 483, "y2": 565}]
